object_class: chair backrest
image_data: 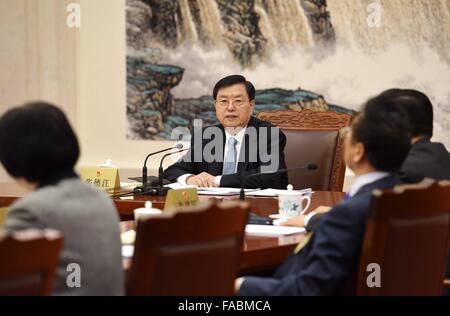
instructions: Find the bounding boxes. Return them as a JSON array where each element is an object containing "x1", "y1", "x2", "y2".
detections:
[
  {"x1": 357, "y1": 180, "x2": 450, "y2": 295},
  {"x1": 0, "y1": 229, "x2": 63, "y2": 295},
  {"x1": 257, "y1": 110, "x2": 352, "y2": 191},
  {"x1": 126, "y1": 201, "x2": 250, "y2": 296}
]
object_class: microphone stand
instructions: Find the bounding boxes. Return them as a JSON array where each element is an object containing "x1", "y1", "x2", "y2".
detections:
[
  {"x1": 141, "y1": 144, "x2": 183, "y2": 187},
  {"x1": 134, "y1": 148, "x2": 188, "y2": 196},
  {"x1": 157, "y1": 148, "x2": 188, "y2": 196}
]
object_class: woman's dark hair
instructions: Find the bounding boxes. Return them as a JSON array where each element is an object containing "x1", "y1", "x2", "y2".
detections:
[
  {"x1": 0, "y1": 102, "x2": 80, "y2": 183},
  {"x1": 352, "y1": 94, "x2": 411, "y2": 172},
  {"x1": 213, "y1": 75, "x2": 256, "y2": 100},
  {"x1": 380, "y1": 89, "x2": 433, "y2": 138}
]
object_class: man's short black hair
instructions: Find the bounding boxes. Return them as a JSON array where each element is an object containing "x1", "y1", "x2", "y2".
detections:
[
  {"x1": 213, "y1": 75, "x2": 256, "y2": 100},
  {"x1": 352, "y1": 94, "x2": 411, "y2": 172},
  {"x1": 0, "y1": 102, "x2": 80, "y2": 183},
  {"x1": 380, "y1": 88, "x2": 433, "y2": 138}
]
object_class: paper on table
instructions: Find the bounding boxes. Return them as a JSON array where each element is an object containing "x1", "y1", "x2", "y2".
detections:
[
  {"x1": 246, "y1": 188, "x2": 312, "y2": 197},
  {"x1": 121, "y1": 229, "x2": 136, "y2": 244},
  {"x1": 120, "y1": 182, "x2": 142, "y2": 189},
  {"x1": 163, "y1": 183, "x2": 243, "y2": 195},
  {"x1": 122, "y1": 245, "x2": 134, "y2": 258},
  {"x1": 164, "y1": 182, "x2": 183, "y2": 189},
  {"x1": 119, "y1": 196, "x2": 134, "y2": 200},
  {"x1": 197, "y1": 187, "x2": 260, "y2": 196},
  {"x1": 245, "y1": 224, "x2": 306, "y2": 237},
  {"x1": 164, "y1": 182, "x2": 201, "y2": 190}
]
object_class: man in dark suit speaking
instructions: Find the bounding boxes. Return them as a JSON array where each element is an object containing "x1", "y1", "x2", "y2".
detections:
[{"x1": 163, "y1": 75, "x2": 288, "y2": 189}]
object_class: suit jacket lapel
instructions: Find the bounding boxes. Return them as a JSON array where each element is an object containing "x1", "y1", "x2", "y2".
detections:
[{"x1": 207, "y1": 124, "x2": 225, "y2": 175}]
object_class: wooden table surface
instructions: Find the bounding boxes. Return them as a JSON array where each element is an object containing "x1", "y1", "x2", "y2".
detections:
[
  {"x1": 118, "y1": 191, "x2": 343, "y2": 273},
  {"x1": 1, "y1": 182, "x2": 344, "y2": 274}
]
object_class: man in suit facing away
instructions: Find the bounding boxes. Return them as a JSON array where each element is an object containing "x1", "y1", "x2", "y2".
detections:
[
  {"x1": 383, "y1": 89, "x2": 450, "y2": 183},
  {"x1": 163, "y1": 75, "x2": 288, "y2": 189},
  {"x1": 235, "y1": 94, "x2": 411, "y2": 295},
  {"x1": 284, "y1": 89, "x2": 450, "y2": 232}
]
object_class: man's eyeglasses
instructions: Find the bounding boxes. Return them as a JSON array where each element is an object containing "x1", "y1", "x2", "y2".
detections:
[{"x1": 216, "y1": 99, "x2": 249, "y2": 107}]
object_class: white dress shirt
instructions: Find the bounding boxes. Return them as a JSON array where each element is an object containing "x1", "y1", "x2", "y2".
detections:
[
  {"x1": 304, "y1": 171, "x2": 390, "y2": 226},
  {"x1": 177, "y1": 127, "x2": 247, "y2": 186}
]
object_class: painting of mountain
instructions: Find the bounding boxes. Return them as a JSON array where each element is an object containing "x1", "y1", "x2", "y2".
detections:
[{"x1": 126, "y1": 0, "x2": 450, "y2": 150}]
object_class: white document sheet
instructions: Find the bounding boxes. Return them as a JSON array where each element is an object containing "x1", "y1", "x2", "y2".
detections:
[
  {"x1": 197, "y1": 187, "x2": 260, "y2": 196},
  {"x1": 164, "y1": 185, "x2": 260, "y2": 196},
  {"x1": 245, "y1": 224, "x2": 306, "y2": 237},
  {"x1": 245, "y1": 188, "x2": 312, "y2": 197},
  {"x1": 122, "y1": 245, "x2": 135, "y2": 258},
  {"x1": 120, "y1": 182, "x2": 142, "y2": 189}
]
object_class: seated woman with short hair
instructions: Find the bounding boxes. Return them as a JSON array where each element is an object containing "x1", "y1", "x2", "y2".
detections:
[{"x1": 0, "y1": 102, "x2": 123, "y2": 295}]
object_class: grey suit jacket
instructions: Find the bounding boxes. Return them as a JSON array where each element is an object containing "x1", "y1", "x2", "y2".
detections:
[{"x1": 5, "y1": 178, "x2": 124, "y2": 296}]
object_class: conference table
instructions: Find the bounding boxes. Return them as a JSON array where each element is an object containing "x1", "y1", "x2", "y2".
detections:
[{"x1": 0, "y1": 183, "x2": 344, "y2": 275}]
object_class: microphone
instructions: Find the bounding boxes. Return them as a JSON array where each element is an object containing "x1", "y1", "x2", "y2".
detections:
[
  {"x1": 141, "y1": 143, "x2": 183, "y2": 186},
  {"x1": 133, "y1": 147, "x2": 188, "y2": 196},
  {"x1": 158, "y1": 148, "x2": 189, "y2": 188},
  {"x1": 239, "y1": 164, "x2": 318, "y2": 200}
]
